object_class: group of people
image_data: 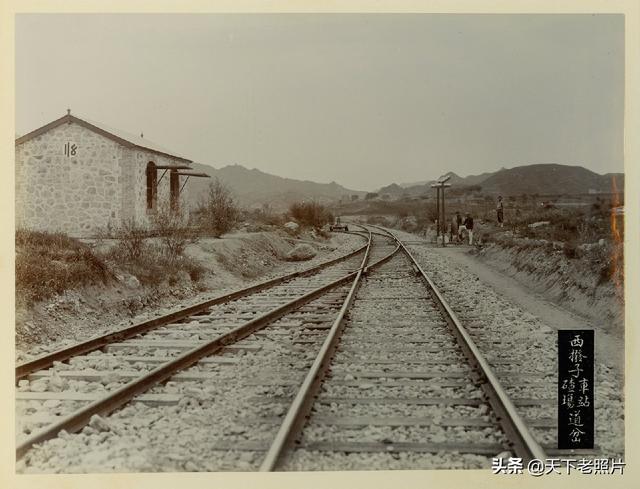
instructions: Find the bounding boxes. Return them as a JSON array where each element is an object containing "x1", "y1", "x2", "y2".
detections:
[
  {"x1": 449, "y1": 211, "x2": 475, "y2": 244},
  {"x1": 447, "y1": 196, "x2": 505, "y2": 245}
]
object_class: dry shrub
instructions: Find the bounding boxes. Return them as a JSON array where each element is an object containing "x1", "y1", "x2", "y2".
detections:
[
  {"x1": 116, "y1": 244, "x2": 205, "y2": 286},
  {"x1": 194, "y1": 178, "x2": 240, "y2": 237},
  {"x1": 288, "y1": 201, "x2": 333, "y2": 229},
  {"x1": 15, "y1": 229, "x2": 113, "y2": 304},
  {"x1": 105, "y1": 211, "x2": 203, "y2": 287},
  {"x1": 241, "y1": 205, "x2": 286, "y2": 232},
  {"x1": 151, "y1": 205, "x2": 198, "y2": 259},
  {"x1": 250, "y1": 204, "x2": 286, "y2": 227},
  {"x1": 111, "y1": 219, "x2": 149, "y2": 260}
]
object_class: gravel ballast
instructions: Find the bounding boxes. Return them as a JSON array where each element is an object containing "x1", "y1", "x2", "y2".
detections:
[
  {"x1": 17, "y1": 229, "x2": 623, "y2": 473},
  {"x1": 391, "y1": 229, "x2": 624, "y2": 459}
]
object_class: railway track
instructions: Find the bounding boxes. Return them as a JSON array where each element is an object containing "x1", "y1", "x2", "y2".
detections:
[
  {"x1": 258, "y1": 226, "x2": 546, "y2": 470},
  {"x1": 16, "y1": 230, "x2": 374, "y2": 459},
  {"x1": 17, "y1": 226, "x2": 555, "y2": 472},
  {"x1": 401, "y1": 234, "x2": 604, "y2": 459}
]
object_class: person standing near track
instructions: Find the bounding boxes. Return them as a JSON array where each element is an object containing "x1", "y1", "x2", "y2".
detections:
[
  {"x1": 496, "y1": 196, "x2": 504, "y2": 228},
  {"x1": 463, "y1": 212, "x2": 474, "y2": 245}
]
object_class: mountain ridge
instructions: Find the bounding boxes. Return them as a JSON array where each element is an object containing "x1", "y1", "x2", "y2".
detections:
[
  {"x1": 182, "y1": 162, "x2": 624, "y2": 211},
  {"x1": 377, "y1": 164, "x2": 623, "y2": 197},
  {"x1": 183, "y1": 163, "x2": 366, "y2": 210}
]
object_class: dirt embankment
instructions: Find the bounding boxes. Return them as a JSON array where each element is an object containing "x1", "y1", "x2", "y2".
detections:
[
  {"x1": 16, "y1": 231, "x2": 363, "y2": 360},
  {"x1": 471, "y1": 243, "x2": 624, "y2": 339}
]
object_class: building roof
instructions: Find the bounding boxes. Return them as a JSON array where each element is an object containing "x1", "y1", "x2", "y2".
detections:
[{"x1": 15, "y1": 112, "x2": 192, "y2": 164}]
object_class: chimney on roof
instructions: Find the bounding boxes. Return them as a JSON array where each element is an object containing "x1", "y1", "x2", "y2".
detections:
[
  {"x1": 67, "y1": 108, "x2": 70, "y2": 115},
  {"x1": 140, "y1": 132, "x2": 144, "y2": 138}
]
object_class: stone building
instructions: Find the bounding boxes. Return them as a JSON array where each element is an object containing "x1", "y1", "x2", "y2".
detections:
[{"x1": 15, "y1": 111, "x2": 208, "y2": 236}]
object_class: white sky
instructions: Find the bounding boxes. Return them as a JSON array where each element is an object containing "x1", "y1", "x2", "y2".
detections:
[{"x1": 15, "y1": 14, "x2": 624, "y2": 191}]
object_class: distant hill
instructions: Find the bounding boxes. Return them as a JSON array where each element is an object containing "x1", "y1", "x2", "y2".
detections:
[
  {"x1": 378, "y1": 164, "x2": 622, "y2": 198},
  {"x1": 456, "y1": 169, "x2": 501, "y2": 186},
  {"x1": 181, "y1": 162, "x2": 623, "y2": 211},
  {"x1": 182, "y1": 163, "x2": 366, "y2": 210},
  {"x1": 479, "y1": 164, "x2": 623, "y2": 195},
  {"x1": 378, "y1": 183, "x2": 406, "y2": 196},
  {"x1": 380, "y1": 169, "x2": 499, "y2": 197}
]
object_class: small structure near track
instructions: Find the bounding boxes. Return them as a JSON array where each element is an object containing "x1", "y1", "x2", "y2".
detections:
[
  {"x1": 15, "y1": 110, "x2": 208, "y2": 236},
  {"x1": 329, "y1": 217, "x2": 349, "y2": 232}
]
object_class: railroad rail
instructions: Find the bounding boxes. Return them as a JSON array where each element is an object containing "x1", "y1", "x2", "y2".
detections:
[
  {"x1": 17, "y1": 225, "x2": 553, "y2": 470},
  {"x1": 16, "y1": 233, "x2": 369, "y2": 380},
  {"x1": 255, "y1": 225, "x2": 545, "y2": 470},
  {"x1": 16, "y1": 230, "x2": 374, "y2": 459}
]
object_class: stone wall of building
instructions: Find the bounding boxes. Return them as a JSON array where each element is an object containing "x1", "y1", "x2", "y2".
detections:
[
  {"x1": 15, "y1": 122, "x2": 124, "y2": 236},
  {"x1": 15, "y1": 120, "x2": 192, "y2": 236}
]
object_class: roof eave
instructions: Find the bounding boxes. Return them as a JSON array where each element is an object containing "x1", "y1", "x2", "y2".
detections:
[
  {"x1": 15, "y1": 114, "x2": 71, "y2": 146},
  {"x1": 131, "y1": 144, "x2": 192, "y2": 164},
  {"x1": 15, "y1": 114, "x2": 192, "y2": 164}
]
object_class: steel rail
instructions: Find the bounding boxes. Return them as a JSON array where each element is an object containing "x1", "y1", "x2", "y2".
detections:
[
  {"x1": 16, "y1": 231, "x2": 374, "y2": 460},
  {"x1": 377, "y1": 226, "x2": 547, "y2": 461},
  {"x1": 16, "y1": 233, "x2": 369, "y2": 381},
  {"x1": 259, "y1": 230, "x2": 401, "y2": 471}
]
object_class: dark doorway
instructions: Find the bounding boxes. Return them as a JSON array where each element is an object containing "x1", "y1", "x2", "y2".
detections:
[
  {"x1": 170, "y1": 170, "x2": 180, "y2": 211},
  {"x1": 146, "y1": 162, "x2": 157, "y2": 210}
]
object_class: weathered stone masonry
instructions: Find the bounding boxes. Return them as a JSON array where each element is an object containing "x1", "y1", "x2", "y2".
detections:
[{"x1": 15, "y1": 114, "x2": 193, "y2": 237}]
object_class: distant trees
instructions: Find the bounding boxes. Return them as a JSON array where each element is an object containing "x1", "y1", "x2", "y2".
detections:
[{"x1": 365, "y1": 192, "x2": 379, "y2": 200}]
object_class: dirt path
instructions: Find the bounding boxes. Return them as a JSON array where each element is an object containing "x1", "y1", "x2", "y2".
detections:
[{"x1": 427, "y1": 244, "x2": 625, "y2": 379}]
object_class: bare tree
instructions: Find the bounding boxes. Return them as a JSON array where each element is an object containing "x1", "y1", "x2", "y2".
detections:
[{"x1": 195, "y1": 178, "x2": 240, "y2": 238}]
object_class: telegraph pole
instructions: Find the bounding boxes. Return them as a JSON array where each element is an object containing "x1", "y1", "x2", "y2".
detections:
[
  {"x1": 431, "y1": 176, "x2": 451, "y2": 247},
  {"x1": 435, "y1": 187, "x2": 440, "y2": 238}
]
